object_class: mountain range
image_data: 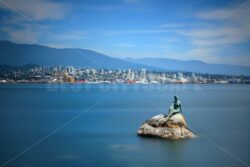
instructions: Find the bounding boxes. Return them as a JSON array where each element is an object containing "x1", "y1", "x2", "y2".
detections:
[
  {"x1": 0, "y1": 40, "x2": 250, "y2": 76},
  {"x1": 125, "y1": 58, "x2": 250, "y2": 76},
  {"x1": 0, "y1": 40, "x2": 156, "y2": 70}
]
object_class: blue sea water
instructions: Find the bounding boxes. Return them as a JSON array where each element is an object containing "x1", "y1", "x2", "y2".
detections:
[{"x1": 0, "y1": 84, "x2": 249, "y2": 167}]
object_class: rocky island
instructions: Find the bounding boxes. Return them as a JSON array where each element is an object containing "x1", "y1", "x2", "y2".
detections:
[
  {"x1": 138, "y1": 96, "x2": 195, "y2": 140},
  {"x1": 137, "y1": 113, "x2": 195, "y2": 140}
]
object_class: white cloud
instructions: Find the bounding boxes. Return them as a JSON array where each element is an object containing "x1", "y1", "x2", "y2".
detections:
[
  {"x1": 163, "y1": 3, "x2": 250, "y2": 66},
  {"x1": 1, "y1": 26, "x2": 39, "y2": 43},
  {"x1": 188, "y1": 3, "x2": 250, "y2": 47},
  {"x1": 0, "y1": 0, "x2": 68, "y2": 20},
  {"x1": 195, "y1": 0, "x2": 250, "y2": 21},
  {"x1": 1, "y1": 26, "x2": 88, "y2": 48},
  {"x1": 177, "y1": 25, "x2": 249, "y2": 47}
]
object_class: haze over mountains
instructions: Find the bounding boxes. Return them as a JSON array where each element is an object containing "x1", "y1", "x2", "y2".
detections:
[
  {"x1": 0, "y1": 40, "x2": 250, "y2": 76},
  {"x1": 125, "y1": 58, "x2": 250, "y2": 76}
]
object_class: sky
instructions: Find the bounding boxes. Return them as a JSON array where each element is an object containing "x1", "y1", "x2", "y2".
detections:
[{"x1": 0, "y1": 0, "x2": 250, "y2": 66}]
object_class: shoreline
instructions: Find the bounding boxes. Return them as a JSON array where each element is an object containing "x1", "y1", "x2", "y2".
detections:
[{"x1": 0, "y1": 82, "x2": 249, "y2": 85}]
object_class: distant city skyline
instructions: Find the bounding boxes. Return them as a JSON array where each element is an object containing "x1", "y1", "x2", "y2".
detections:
[
  {"x1": 0, "y1": 0, "x2": 250, "y2": 66},
  {"x1": 1, "y1": 64, "x2": 249, "y2": 84}
]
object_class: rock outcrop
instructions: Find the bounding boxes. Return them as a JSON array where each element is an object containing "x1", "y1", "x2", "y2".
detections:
[{"x1": 137, "y1": 113, "x2": 195, "y2": 140}]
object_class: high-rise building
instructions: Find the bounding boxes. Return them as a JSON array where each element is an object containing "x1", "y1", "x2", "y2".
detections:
[
  {"x1": 131, "y1": 71, "x2": 135, "y2": 80},
  {"x1": 142, "y1": 68, "x2": 146, "y2": 79},
  {"x1": 177, "y1": 72, "x2": 183, "y2": 79},
  {"x1": 127, "y1": 69, "x2": 132, "y2": 80},
  {"x1": 66, "y1": 66, "x2": 75, "y2": 74},
  {"x1": 57, "y1": 65, "x2": 62, "y2": 72}
]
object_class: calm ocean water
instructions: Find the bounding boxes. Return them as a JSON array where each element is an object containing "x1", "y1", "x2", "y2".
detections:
[{"x1": 0, "y1": 84, "x2": 249, "y2": 167}]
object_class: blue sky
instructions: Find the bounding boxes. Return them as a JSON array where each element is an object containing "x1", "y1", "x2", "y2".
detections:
[{"x1": 0, "y1": 0, "x2": 250, "y2": 66}]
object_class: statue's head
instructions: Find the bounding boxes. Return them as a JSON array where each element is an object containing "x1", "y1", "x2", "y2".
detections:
[{"x1": 174, "y1": 95, "x2": 178, "y2": 101}]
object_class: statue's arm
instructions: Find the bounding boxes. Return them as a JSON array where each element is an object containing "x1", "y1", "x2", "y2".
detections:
[{"x1": 166, "y1": 104, "x2": 174, "y2": 119}]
